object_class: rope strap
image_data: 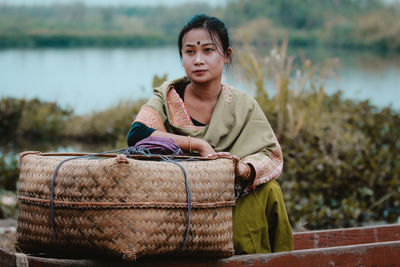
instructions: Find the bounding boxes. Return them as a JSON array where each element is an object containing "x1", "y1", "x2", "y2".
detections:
[{"x1": 49, "y1": 147, "x2": 193, "y2": 252}]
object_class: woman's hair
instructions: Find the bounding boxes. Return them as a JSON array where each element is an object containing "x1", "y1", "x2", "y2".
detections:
[{"x1": 178, "y1": 14, "x2": 231, "y2": 58}]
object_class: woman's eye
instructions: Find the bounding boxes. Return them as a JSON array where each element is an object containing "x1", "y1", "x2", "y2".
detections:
[
  {"x1": 185, "y1": 50, "x2": 194, "y2": 55},
  {"x1": 205, "y1": 48, "x2": 213, "y2": 53}
]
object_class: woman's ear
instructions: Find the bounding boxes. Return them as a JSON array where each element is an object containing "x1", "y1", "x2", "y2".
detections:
[{"x1": 225, "y1": 47, "x2": 233, "y2": 64}]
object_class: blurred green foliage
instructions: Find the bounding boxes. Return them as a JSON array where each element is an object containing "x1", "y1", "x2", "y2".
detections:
[
  {"x1": 0, "y1": 0, "x2": 399, "y2": 52},
  {"x1": 0, "y1": 156, "x2": 18, "y2": 218},
  {"x1": 0, "y1": 155, "x2": 18, "y2": 192},
  {"x1": 282, "y1": 97, "x2": 400, "y2": 229},
  {"x1": 228, "y1": 0, "x2": 400, "y2": 52},
  {"x1": 64, "y1": 99, "x2": 146, "y2": 148},
  {"x1": 0, "y1": 97, "x2": 72, "y2": 141},
  {"x1": 236, "y1": 40, "x2": 400, "y2": 229},
  {"x1": 0, "y1": 3, "x2": 212, "y2": 48}
]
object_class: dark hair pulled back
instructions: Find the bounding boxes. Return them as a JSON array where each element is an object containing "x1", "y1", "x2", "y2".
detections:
[{"x1": 178, "y1": 14, "x2": 231, "y2": 58}]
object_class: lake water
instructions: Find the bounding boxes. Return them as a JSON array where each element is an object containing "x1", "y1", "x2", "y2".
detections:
[{"x1": 0, "y1": 46, "x2": 399, "y2": 115}]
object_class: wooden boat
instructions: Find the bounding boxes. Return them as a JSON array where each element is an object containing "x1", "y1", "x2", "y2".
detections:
[{"x1": 1, "y1": 223, "x2": 399, "y2": 266}]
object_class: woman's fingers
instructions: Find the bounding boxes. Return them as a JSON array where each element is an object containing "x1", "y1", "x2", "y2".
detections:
[
  {"x1": 206, "y1": 151, "x2": 232, "y2": 159},
  {"x1": 236, "y1": 162, "x2": 250, "y2": 178},
  {"x1": 205, "y1": 152, "x2": 241, "y2": 166},
  {"x1": 231, "y1": 155, "x2": 240, "y2": 163}
]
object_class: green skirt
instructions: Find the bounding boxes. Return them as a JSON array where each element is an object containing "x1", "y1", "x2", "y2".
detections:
[{"x1": 233, "y1": 180, "x2": 293, "y2": 254}]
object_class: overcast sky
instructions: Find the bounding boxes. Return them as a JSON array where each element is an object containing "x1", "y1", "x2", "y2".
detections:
[{"x1": 0, "y1": 0, "x2": 227, "y2": 7}]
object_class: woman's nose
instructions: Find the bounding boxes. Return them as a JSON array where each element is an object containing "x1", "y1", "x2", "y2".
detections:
[{"x1": 194, "y1": 52, "x2": 204, "y2": 65}]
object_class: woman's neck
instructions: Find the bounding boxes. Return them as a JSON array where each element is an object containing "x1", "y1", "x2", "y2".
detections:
[{"x1": 188, "y1": 79, "x2": 222, "y2": 102}]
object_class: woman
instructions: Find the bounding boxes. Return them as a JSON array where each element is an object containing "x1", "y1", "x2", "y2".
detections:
[{"x1": 127, "y1": 14, "x2": 293, "y2": 254}]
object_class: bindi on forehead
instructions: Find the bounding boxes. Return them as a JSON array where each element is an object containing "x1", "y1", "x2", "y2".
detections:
[{"x1": 197, "y1": 41, "x2": 200, "y2": 45}]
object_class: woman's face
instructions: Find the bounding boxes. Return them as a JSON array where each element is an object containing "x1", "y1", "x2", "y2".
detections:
[{"x1": 181, "y1": 28, "x2": 231, "y2": 85}]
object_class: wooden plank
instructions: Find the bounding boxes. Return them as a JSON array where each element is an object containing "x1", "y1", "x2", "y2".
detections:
[
  {"x1": 0, "y1": 248, "x2": 97, "y2": 267},
  {"x1": 2, "y1": 241, "x2": 400, "y2": 267},
  {"x1": 293, "y1": 223, "x2": 400, "y2": 250},
  {"x1": 219, "y1": 241, "x2": 400, "y2": 267},
  {"x1": 0, "y1": 248, "x2": 14, "y2": 267},
  {"x1": 2, "y1": 224, "x2": 399, "y2": 266}
]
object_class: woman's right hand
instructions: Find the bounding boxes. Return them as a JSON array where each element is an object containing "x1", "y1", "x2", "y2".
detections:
[
  {"x1": 194, "y1": 138, "x2": 215, "y2": 157},
  {"x1": 151, "y1": 131, "x2": 214, "y2": 156}
]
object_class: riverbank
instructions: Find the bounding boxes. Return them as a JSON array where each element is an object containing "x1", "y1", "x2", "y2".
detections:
[
  {"x1": 0, "y1": 33, "x2": 168, "y2": 48},
  {"x1": 1, "y1": 1, "x2": 399, "y2": 53}
]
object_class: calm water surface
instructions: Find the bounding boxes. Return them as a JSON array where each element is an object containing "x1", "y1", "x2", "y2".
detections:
[
  {"x1": 0, "y1": 47, "x2": 186, "y2": 114},
  {"x1": 0, "y1": 46, "x2": 399, "y2": 115}
]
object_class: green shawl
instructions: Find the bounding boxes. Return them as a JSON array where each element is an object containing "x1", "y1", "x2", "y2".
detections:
[{"x1": 135, "y1": 76, "x2": 283, "y2": 192}]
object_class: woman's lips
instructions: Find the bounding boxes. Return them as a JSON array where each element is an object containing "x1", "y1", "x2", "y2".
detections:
[{"x1": 193, "y1": 69, "x2": 207, "y2": 75}]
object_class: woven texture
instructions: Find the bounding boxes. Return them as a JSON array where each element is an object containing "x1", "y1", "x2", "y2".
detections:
[{"x1": 16, "y1": 151, "x2": 235, "y2": 261}]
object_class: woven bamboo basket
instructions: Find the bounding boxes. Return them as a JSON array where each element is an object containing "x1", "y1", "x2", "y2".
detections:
[{"x1": 16, "y1": 151, "x2": 236, "y2": 261}]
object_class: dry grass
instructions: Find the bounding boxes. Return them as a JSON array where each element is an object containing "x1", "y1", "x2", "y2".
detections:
[{"x1": 235, "y1": 37, "x2": 341, "y2": 139}]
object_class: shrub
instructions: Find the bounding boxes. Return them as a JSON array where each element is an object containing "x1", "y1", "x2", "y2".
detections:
[
  {"x1": 235, "y1": 39, "x2": 400, "y2": 229},
  {"x1": 64, "y1": 99, "x2": 146, "y2": 147},
  {"x1": 0, "y1": 154, "x2": 19, "y2": 219},
  {"x1": 0, "y1": 97, "x2": 72, "y2": 142},
  {"x1": 0, "y1": 154, "x2": 18, "y2": 192}
]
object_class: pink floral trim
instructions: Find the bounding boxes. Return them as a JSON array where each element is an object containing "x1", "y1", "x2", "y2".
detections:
[
  {"x1": 242, "y1": 137, "x2": 283, "y2": 189},
  {"x1": 222, "y1": 84, "x2": 233, "y2": 102},
  {"x1": 134, "y1": 106, "x2": 166, "y2": 132},
  {"x1": 166, "y1": 86, "x2": 202, "y2": 131}
]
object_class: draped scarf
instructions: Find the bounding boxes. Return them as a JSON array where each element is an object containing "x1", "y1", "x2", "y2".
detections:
[{"x1": 133, "y1": 76, "x2": 283, "y2": 197}]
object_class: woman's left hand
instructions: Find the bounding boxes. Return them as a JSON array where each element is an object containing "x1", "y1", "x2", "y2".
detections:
[{"x1": 206, "y1": 152, "x2": 251, "y2": 179}]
